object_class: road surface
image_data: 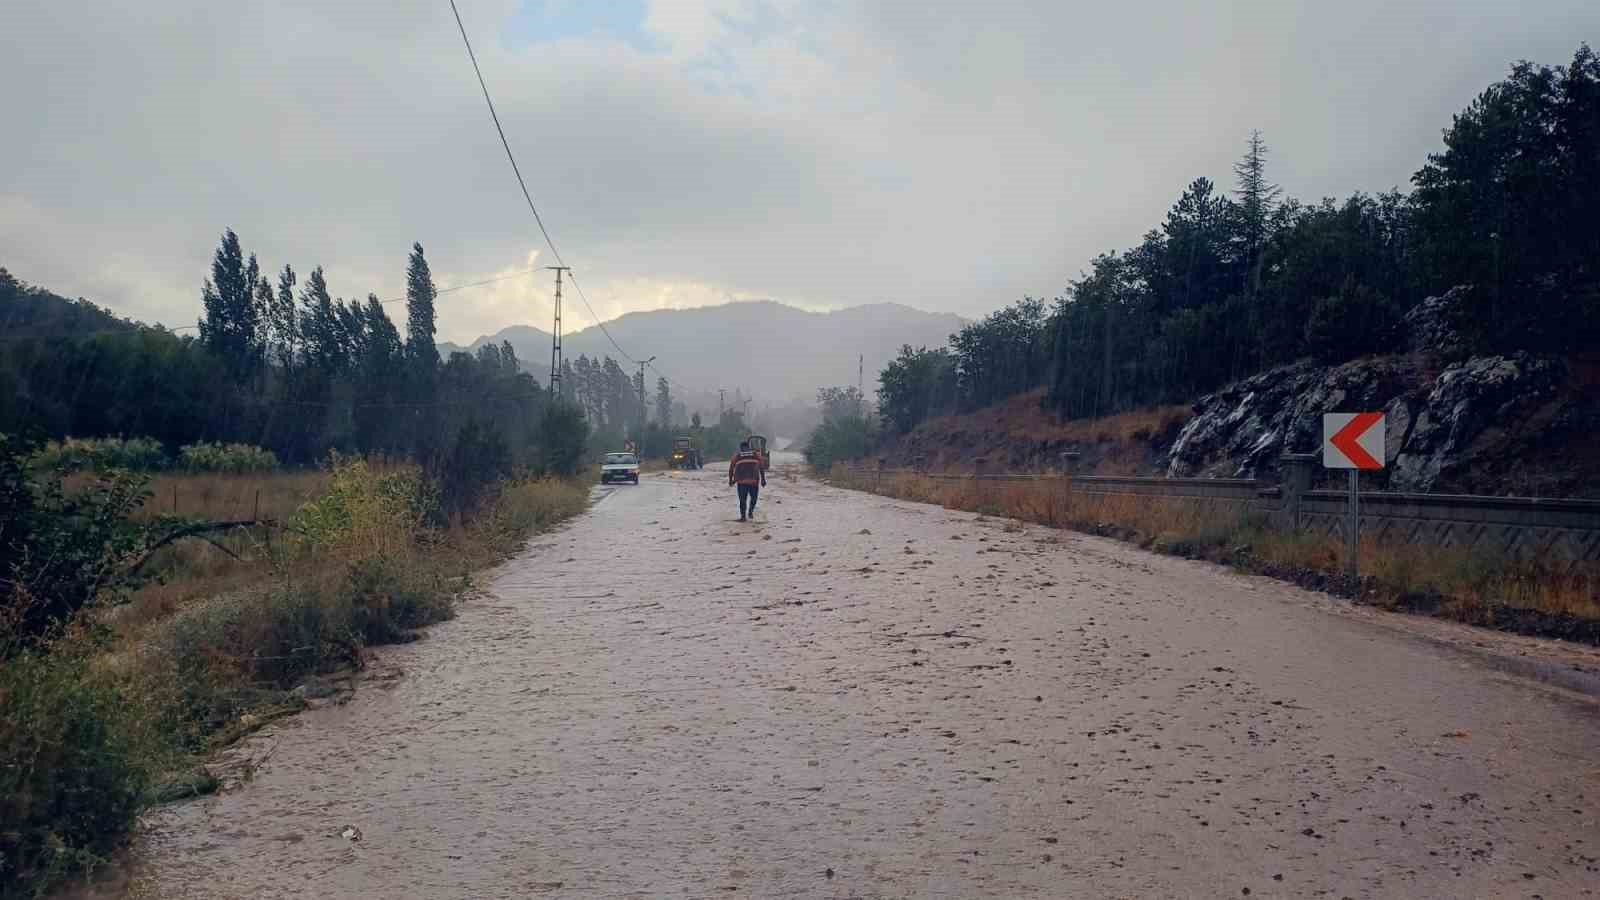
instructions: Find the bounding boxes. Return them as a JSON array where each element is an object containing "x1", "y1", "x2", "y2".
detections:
[{"x1": 129, "y1": 455, "x2": 1600, "y2": 898}]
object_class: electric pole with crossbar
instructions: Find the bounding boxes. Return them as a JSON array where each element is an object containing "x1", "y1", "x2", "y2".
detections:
[
  {"x1": 637, "y1": 356, "x2": 656, "y2": 446},
  {"x1": 546, "y1": 266, "x2": 570, "y2": 398}
]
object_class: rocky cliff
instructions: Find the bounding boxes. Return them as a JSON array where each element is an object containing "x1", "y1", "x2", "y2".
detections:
[
  {"x1": 876, "y1": 289, "x2": 1599, "y2": 497},
  {"x1": 1167, "y1": 289, "x2": 1600, "y2": 496}
]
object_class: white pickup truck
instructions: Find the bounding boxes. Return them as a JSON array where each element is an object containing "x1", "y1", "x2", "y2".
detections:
[{"x1": 600, "y1": 452, "x2": 640, "y2": 485}]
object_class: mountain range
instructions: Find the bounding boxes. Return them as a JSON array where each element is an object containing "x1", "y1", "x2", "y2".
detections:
[{"x1": 439, "y1": 300, "x2": 965, "y2": 409}]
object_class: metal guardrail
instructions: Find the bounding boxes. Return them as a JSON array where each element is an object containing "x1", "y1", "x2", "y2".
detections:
[{"x1": 837, "y1": 458, "x2": 1600, "y2": 564}]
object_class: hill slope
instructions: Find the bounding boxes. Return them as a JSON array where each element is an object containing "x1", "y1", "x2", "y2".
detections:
[
  {"x1": 0, "y1": 267, "x2": 137, "y2": 338},
  {"x1": 441, "y1": 300, "x2": 964, "y2": 405},
  {"x1": 880, "y1": 354, "x2": 1600, "y2": 499}
]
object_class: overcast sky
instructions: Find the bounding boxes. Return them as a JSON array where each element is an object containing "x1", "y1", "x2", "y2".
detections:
[{"x1": 4, "y1": 1, "x2": 1595, "y2": 344}]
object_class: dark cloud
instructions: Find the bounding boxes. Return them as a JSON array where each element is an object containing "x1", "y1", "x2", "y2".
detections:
[{"x1": 4, "y1": 1, "x2": 1596, "y2": 342}]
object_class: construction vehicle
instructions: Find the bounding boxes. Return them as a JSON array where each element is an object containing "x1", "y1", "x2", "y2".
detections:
[
  {"x1": 746, "y1": 434, "x2": 770, "y2": 472},
  {"x1": 670, "y1": 435, "x2": 703, "y2": 470}
]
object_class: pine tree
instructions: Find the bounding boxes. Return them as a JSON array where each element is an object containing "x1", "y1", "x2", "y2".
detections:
[
  {"x1": 559, "y1": 357, "x2": 576, "y2": 402},
  {"x1": 1164, "y1": 178, "x2": 1226, "y2": 312},
  {"x1": 500, "y1": 340, "x2": 520, "y2": 378},
  {"x1": 405, "y1": 242, "x2": 440, "y2": 376},
  {"x1": 1232, "y1": 130, "x2": 1282, "y2": 293},
  {"x1": 655, "y1": 376, "x2": 672, "y2": 426}
]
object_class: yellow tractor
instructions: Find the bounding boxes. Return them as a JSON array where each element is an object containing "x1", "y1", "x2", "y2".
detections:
[{"x1": 670, "y1": 435, "x2": 703, "y2": 470}]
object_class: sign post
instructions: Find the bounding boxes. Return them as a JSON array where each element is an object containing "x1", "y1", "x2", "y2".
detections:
[{"x1": 1322, "y1": 412, "x2": 1385, "y2": 579}]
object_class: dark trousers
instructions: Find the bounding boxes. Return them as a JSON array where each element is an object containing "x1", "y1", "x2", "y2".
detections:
[{"x1": 738, "y1": 483, "x2": 759, "y2": 517}]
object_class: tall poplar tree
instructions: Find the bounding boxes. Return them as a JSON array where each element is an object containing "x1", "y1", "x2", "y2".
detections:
[{"x1": 404, "y1": 242, "x2": 440, "y2": 377}]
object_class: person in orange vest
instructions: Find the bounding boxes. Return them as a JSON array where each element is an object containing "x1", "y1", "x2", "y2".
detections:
[{"x1": 728, "y1": 440, "x2": 767, "y2": 521}]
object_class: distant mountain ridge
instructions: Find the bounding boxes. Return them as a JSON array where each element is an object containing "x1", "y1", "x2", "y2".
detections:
[{"x1": 440, "y1": 300, "x2": 966, "y2": 405}]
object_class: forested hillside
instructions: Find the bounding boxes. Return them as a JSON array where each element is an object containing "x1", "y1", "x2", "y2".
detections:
[
  {"x1": 875, "y1": 46, "x2": 1600, "y2": 437},
  {"x1": 0, "y1": 269, "x2": 136, "y2": 338},
  {"x1": 0, "y1": 240, "x2": 585, "y2": 474}
]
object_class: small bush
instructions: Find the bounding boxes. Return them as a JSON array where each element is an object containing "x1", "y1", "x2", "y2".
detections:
[
  {"x1": 0, "y1": 645, "x2": 156, "y2": 895},
  {"x1": 344, "y1": 556, "x2": 452, "y2": 644},
  {"x1": 291, "y1": 454, "x2": 431, "y2": 559},
  {"x1": 486, "y1": 474, "x2": 595, "y2": 544},
  {"x1": 148, "y1": 560, "x2": 448, "y2": 746},
  {"x1": 31, "y1": 437, "x2": 168, "y2": 473},
  {"x1": 176, "y1": 442, "x2": 278, "y2": 474}
]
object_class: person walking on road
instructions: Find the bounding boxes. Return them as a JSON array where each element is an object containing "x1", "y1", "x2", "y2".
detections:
[{"x1": 729, "y1": 440, "x2": 766, "y2": 522}]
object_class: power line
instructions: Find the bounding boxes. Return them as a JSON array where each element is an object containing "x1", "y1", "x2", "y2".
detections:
[
  {"x1": 449, "y1": 1, "x2": 754, "y2": 414},
  {"x1": 379, "y1": 265, "x2": 542, "y2": 305},
  {"x1": 447, "y1": 0, "x2": 648, "y2": 373}
]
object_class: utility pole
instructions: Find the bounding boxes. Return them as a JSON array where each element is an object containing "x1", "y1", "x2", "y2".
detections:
[
  {"x1": 858, "y1": 353, "x2": 864, "y2": 417},
  {"x1": 718, "y1": 389, "x2": 726, "y2": 420},
  {"x1": 637, "y1": 356, "x2": 655, "y2": 445},
  {"x1": 546, "y1": 266, "x2": 570, "y2": 398}
]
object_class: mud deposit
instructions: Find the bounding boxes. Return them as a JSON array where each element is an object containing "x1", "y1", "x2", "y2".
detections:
[{"x1": 128, "y1": 456, "x2": 1600, "y2": 898}]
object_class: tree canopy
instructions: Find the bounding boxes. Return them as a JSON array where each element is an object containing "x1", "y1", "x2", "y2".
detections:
[{"x1": 874, "y1": 45, "x2": 1600, "y2": 434}]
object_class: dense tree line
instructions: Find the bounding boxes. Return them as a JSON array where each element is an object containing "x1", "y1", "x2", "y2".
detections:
[
  {"x1": 878, "y1": 46, "x2": 1600, "y2": 433},
  {"x1": 1, "y1": 235, "x2": 586, "y2": 475},
  {"x1": 804, "y1": 386, "x2": 874, "y2": 470}
]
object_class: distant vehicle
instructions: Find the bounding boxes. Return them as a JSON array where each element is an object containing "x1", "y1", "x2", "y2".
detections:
[
  {"x1": 670, "y1": 436, "x2": 703, "y2": 470},
  {"x1": 600, "y1": 452, "x2": 640, "y2": 484},
  {"x1": 746, "y1": 434, "x2": 770, "y2": 472}
]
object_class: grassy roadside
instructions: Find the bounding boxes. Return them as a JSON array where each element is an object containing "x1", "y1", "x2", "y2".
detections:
[
  {"x1": 827, "y1": 465, "x2": 1600, "y2": 643},
  {"x1": 1, "y1": 460, "x2": 589, "y2": 898}
]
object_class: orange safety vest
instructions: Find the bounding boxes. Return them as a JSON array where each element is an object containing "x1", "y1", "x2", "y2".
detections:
[{"x1": 729, "y1": 450, "x2": 764, "y2": 486}]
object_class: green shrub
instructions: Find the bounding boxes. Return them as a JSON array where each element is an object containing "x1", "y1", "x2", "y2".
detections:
[
  {"x1": 427, "y1": 420, "x2": 510, "y2": 521},
  {"x1": 176, "y1": 442, "x2": 278, "y2": 474},
  {"x1": 30, "y1": 437, "x2": 167, "y2": 473},
  {"x1": 152, "y1": 578, "x2": 360, "y2": 747},
  {"x1": 1304, "y1": 277, "x2": 1402, "y2": 363},
  {"x1": 805, "y1": 413, "x2": 875, "y2": 470},
  {"x1": 3, "y1": 436, "x2": 152, "y2": 647},
  {"x1": 0, "y1": 646, "x2": 155, "y2": 897},
  {"x1": 291, "y1": 455, "x2": 431, "y2": 558},
  {"x1": 539, "y1": 401, "x2": 588, "y2": 477},
  {"x1": 343, "y1": 556, "x2": 452, "y2": 644}
]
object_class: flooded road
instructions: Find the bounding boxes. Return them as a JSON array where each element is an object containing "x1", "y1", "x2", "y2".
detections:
[{"x1": 131, "y1": 458, "x2": 1600, "y2": 898}]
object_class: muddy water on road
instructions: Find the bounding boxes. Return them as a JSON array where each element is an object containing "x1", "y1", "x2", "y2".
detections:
[{"x1": 130, "y1": 462, "x2": 1600, "y2": 898}]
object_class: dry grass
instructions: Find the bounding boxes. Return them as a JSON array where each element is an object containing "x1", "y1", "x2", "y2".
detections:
[
  {"x1": 833, "y1": 466, "x2": 1600, "y2": 630},
  {"x1": 917, "y1": 389, "x2": 1191, "y2": 448},
  {"x1": 893, "y1": 389, "x2": 1191, "y2": 475},
  {"x1": 60, "y1": 469, "x2": 329, "y2": 523},
  {"x1": 103, "y1": 471, "x2": 328, "y2": 632}
]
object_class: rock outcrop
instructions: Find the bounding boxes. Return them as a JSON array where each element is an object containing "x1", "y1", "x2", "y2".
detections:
[
  {"x1": 1164, "y1": 285, "x2": 1600, "y2": 493},
  {"x1": 1162, "y1": 279, "x2": 1600, "y2": 494},
  {"x1": 1401, "y1": 285, "x2": 1476, "y2": 360},
  {"x1": 1167, "y1": 351, "x2": 1579, "y2": 492}
]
